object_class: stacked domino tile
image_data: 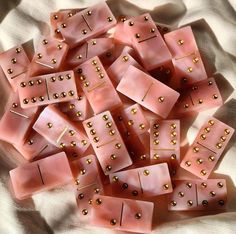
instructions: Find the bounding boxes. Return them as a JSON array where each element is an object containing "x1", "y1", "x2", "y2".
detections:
[{"x1": 0, "y1": 2, "x2": 234, "y2": 233}]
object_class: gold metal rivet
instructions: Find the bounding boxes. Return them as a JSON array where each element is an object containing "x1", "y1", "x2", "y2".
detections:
[
  {"x1": 110, "y1": 154, "x2": 116, "y2": 160},
  {"x1": 50, "y1": 76, "x2": 56, "y2": 82},
  {"x1": 192, "y1": 57, "x2": 199, "y2": 63},
  {"x1": 178, "y1": 191, "x2": 184, "y2": 197},
  {"x1": 39, "y1": 96, "x2": 44, "y2": 101},
  {"x1": 20, "y1": 82, "x2": 26, "y2": 87},
  {"x1": 42, "y1": 39, "x2": 48, "y2": 45},
  {"x1": 150, "y1": 28, "x2": 155, "y2": 33},
  {"x1": 153, "y1": 139, "x2": 159, "y2": 145},
  {"x1": 68, "y1": 90, "x2": 74, "y2": 96},
  {"x1": 7, "y1": 68, "x2": 13, "y2": 74},
  {"x1": 197, "y1": 158, "x2": 203, "y2": 164},
  {"x1": 135, "y1": 33, "x2": 140, "y2": 38},
  {"x1": 12, "y1": 103, "x2": 18, "y2": 108},
  {"x1": 51, "y1": 58, "x2": 57, "y2": 64},
  {"x1": 128, "y1": 120, "x2": 134, "y2": 126},
  {"x1": 185, "y1": 161, "x2": 191, "y2": 167},
  {"x1": 187, "y1": 200, "x2": 193, "y2": 206},
  {"x1": 93, "y1": 137, "x2": 99, "y2": 143},
  {"x1": 87, "y1": 10, "x2": 92, "y2": 15},
  {"x1": 109, "y1": 129, "x2": 115, "y2": 136},
  {"x1": 115, "y1": 143, "x2": 121, "y2": 149},
  {"x1": 86, "y1": 159, "x2": 92, "y2": 164},
  {"x1": 71, "y1": 141, "x2": 76, "y2": 147},
  {"x1": 171, "y1": 154, "x2": 176, "y2": 160},
  {"x1": 16, "y1": 47, "x2": 21, "y2": 53},
  {"x1": 186, "y1": 182, "x2": 192, "y2": 188},
  {"x1": 82, "y1": 29, "x2": 87, "y2": 34},
  {"x1": 216, "y1": 143, "x2": 222, "y2": 149},
  {"x1": 60, "y1": 143, "x2": 65, "y2": 148},
  {"x1": 110, "y1": 219, "x2": 117, "y2": 225},
  {"x1": 80, "y1": 169, "x2": 86, "y2": 175},
  {"x1": 187, "y1": 67, "x2": 193, "y2": 73},
  {"x1": 82, "y1": 209, "x2": 88, "y2": 215},
  {"x1": 143, "y1": 169, "x2": 150, "y2": 176},
  {"x1": 144, "y1": 16, "x2": 149, "y2": 21},
  {"x1": 81, "y1": 140, "x2": 87, "y2": 146},
  {"x1": 122, "y1": 55, "x2": 129, "y2": 62},
  {"x1": 217, "y1": 182, "x2": 223, "y2": 188},
  {"x1": 112, "y1": 176, "x2": 118, "y2": 182},
  {"x1": 171, "y1": 201, "x2": 177, "y2": 206},
  {"x1": 106, "y1": 165, "x2": 112, "y2": 171},
  {"x1": 163, "y1": 184, "x2": 169, "y2": 190},
  {"x1": 11, "y1": 58, "x2": 17, "y2": 64},
  {"x1": 106, "y1": 122, "x2": 112, "y2": 128},
  {"x1": 28, "y1": 139, "x2": 34, "y2": 145},
  {"x1": 139, "y1": 124, "x2": 145, "y2": 130},
  {"x1": 86, "y1": 122, "x2": 92, "y2": 128},
  {"x1": 153, "y1": 153, "x2": 159, "y2": 160},
  {"x1": 61, "y1": 23, "x2": 66, "y2": 28},
  {"x1": 23, "y1": 98, "x2": 29, "y2": 104},
  {"x1": 178, "y1": 39, "x2": 184, "y2": 45},
  {"x1": 200, "y1": 134, "x2": 206, "y2": 140},
  {"x1": 201, "y1": 182, "x2": 207, "y2": 188},
  {"x1": 193, "y1": 147, "x2": 199, "y2": 153},
  {"x1": 57, "y1": 44, "x2": 62, "y2": 50},
  {"x1": 76, "y1": 111, "x2": 82, "y2": 117},
  {"x1": 135, "y1": 213, "x2": 142, "y2": 219},
  {"x1": 202, "y1": 200, "x2": 208, "y2": 206},
  {"x1": 198, "y1": 99, "x2": 203, "y2": 104},
  {"x1": 53, "y1": 93, "x2": 59, "y2": 99},
  {"x1": 107, "y1": 17, "x2": 113, "y2": 22},
  {"x1": 158, "y1": 96, "x2": 164, "y2": 103},
  {"x1": 200, "y1": 170, "x2": 207, "y2": 176},
  {"x1": 171, "y1": 123, "x2": 176, "y2": 129},
  {"x1": 224, "y1": 129, "x2": 230, "y2": 135},
  {"x1": 53, "y1": 14, "x2": 58, "y2": 20}
]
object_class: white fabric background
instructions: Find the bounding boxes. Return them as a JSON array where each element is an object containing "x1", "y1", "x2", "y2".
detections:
[{"x1": 0, "y1": 0, "x2": 236, "y2": 233}]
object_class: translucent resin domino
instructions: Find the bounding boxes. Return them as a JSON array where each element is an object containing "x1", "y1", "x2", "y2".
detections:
[
  {"x1": 66, "y1": 38, "x2": 116, "y2": 68},
  {"x1": 58, "y1": 92, "x2": 92, "y2": 121},
  {"x1": 58, "y1": 2, "x2": 117, "y2": 48},
  {"x1": 0, "y1": 45, "x2": 30, "y2": 91},
  {"x1": 18, "y1": 71, "x2": 78, "y2": 108},
  {"x1": 33, "y1": 105, "x2": 90, "y2": 157},
  {"x1": 168, "y1": 179, "x2": 227, "y2": 211},
  {"x1": 14, "y1": 130, "x2": 60, "y2": 161},
  {"x1": 124, "y1": 13, "x2": 172, "y2": 71},
  {"x1": 10, "y1": 152, "x2": 73, "y2": 200},
  {"x1": 82, "y1": 111, "x2": 132, "y2": 175},
  {"x1": 75, "y1": 56, "x2": 122, "y2": 114},
  {"x1": 180, "y1": 118, "x2": 234, "y2": 179},
  {"x1": 117, "y1": 66, "x2": 180, "y2": 118},
  {"x1": 71, "y1": 155, "x2": 103, "y2": 221},
  {"x1": 28, "y1": 36, "x2": 69, "y2": 76},
  {"x1": 175, "y1": 78, "x2": 223, "y2": 114},
  {"x1": 107, "y1": 50, "x2": 143, "y2": 86},
  {"x1": 0, "y1": 94, "x2": 39, "y2": 145},
  {"x1": 150, "y1": 119, "x2": 180, "y2": 176},
  {"x1": 90, "y1": 195, "x2": 154, "y2": 233},
  {"x1": 109, "y1": 163, "x2": 172, "y2": 198}
]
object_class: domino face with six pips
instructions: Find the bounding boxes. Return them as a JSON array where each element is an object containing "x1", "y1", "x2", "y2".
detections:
[
  {"x1": 164, "y1": 26, "x2": 207, "y2": 87},
  {"x1": 58, "y1": 2, "x2": 117, "y2": 48},
  {"x1": 82, "y1": 111, "x2": 132, "y2": 175},
  {"x1": 18, "y1": 70, "x2": 78, "y2": 108},
  {"x1": 10, "y1": 152, "x2": 73, "y2": 200},
  {"x1": 75, "y1": 56, "x2": 122, "y2": 114},
  {"x1": 175, "y1": 78, "x2": 223, "y2": 115},
  {"x1": 117, "y1": 66, "x2": 180, "y2": 118},
  {"x1": 109, "y1": 163, "x2": 172, "y2": 198},
  {"x1": 29, "y1": 37, "x2": 69, "y2": 76},
  {"x1": 124, "y1": 13, "x2": 172, "y2": 71},
  {"x1": 168, "y1": 179, "x2": 227, "y2": 211},
  {"x1": 180, "y1": 118, "x2": 234, "y2": 179},
  {"x1": 0, "y1": 45, "x2": 30, "y2": 91},
  {"x1": 0, "y1": 94, "x2": 39, "y2": 146},
  {"x1": 33, "y1": 105, "x2": 90, "y2": 157},
  {"x1": 90, "y1": 195, "x2": 154, "y2": 233},
  {"x1": 66, "y1": 38, "x2": 116, "y2": 69},
  {"x1": 150, "y1": 119, "x2": 180, "y2": 176},
  {"x1": 71, "y1": 155, "x2": 104, "y2": 221}
]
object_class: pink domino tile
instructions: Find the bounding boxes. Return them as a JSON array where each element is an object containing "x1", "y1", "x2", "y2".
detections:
[
  {"x1": 50, "y1": 9, "x2": 81, "y2": 40},
  {"x1": 72, "y1": 155, "x2": 104, "y2": 222},
  {"x1": 124, "y1": 13, "x2": 172, "y2": 71},
  {"x1": 150, "y1": 119, "x2": 180, "y2": 176},
  {"x1": 18, "y1": 70, "x2": 78, "y2": 108},
  {"x1": 10, "y1": 152, "x2": 73, "y2": 200},
  {"x1": 0, "y1": 93, "x2": 39, "y2": 146},
  {"x1": 107, "y1": 50, "x2": 143, "y2": 86},
  {"x1": 117, "y1": 66, "x2": 180, "y2": 118},
  {"x1": 58, "y1": 2, "x2": 117, "y2": 48},
  {"x1": 82, "y1": 111, "x2": 132, "y2": 175},
  {"x1": 28, "y1": 36, "x2": 69, "y2": 76},
  {"x1": 74, "y1": 56, "x2": 122, "y2": 114},
  {"x1": 109, "y1": 163, "x2": 172, "y2": 198},
  {"x1": 121, "y1": 104, "x2": 150, "y2": 136},
  {"x1": 14, "y1": 130, "x2": 60, "y2": 161},
  {"x1": 168, "y1": 179, "x2": 227, "y2": 211},
  {"x1": 175, "y1": 78, "x2": 223, "y2": 115},
  {"x1": 33, "y1": 105, "x2": 90, "y2": 158},
  {"x1": 180, "y1": 118, "x2": 234, "y2": 179},
  {"x1": 171, "y1": 50, "x2": 207, "y2": 87},
  {"x1": 164, "y1": 26, "x2": 198, "y2": 58},
  {"x1": 0, "y1": 45, "x2": 30, "y2": 91},
  {"x1": 90, "y1": 195, "x2": 154, "y2": 233},
  {"x1": 58, "y1": 91, "x2": 92, "y2": 121},
  {"x1": 66, "y1": 38, "x2": 116, "y2": 69}
]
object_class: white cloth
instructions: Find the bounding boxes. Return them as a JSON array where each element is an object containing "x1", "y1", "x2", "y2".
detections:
[{"x1": 0, "y1": 0, "x2": 236, "y2": 233}]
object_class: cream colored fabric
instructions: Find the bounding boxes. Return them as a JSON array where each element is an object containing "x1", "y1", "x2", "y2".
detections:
[{"x1": 0, "y1": 0, "x2": 236, "y2": 233}]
